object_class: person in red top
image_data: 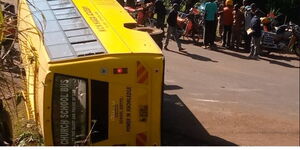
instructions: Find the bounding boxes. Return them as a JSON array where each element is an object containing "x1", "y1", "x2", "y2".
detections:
[{"x1": 222, "y1": 0, "x2": 233, "y2": 48}]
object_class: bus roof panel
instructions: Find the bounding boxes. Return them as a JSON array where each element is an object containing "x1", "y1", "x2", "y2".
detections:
[
  {"x1": 65, "y1": 28, "x2": 93, "y2": 37},
  {"x1": 34, "y1": 20, "x2": 61, "y2": 33},
  {"x1": 27, "y1": 0, "x2": 107, "y2": 61},
  {"x1": 55, "y1": 12, "x2": 80, "y2": 20},
  {"x1": 33, "y1": 10, "x2": 56, "y2": 21},
  {"x1": 44, "y1": 31, "x2": 68, "y2": 45},
  {"x1": 47, "y1": 44, "x2": 74, "y2": 59},
  {"x1": 52, "y1": 8, "x2": 76, "y2": 15},
  {"x1": 27, "y1": 0, "x2": 161, "y2": 60},
  {"x1": 29, "y1": 1, "x2": 50, "y2": 11}
]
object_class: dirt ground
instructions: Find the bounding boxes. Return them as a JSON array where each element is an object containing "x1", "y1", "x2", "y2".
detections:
[
  {"x1": 163, "y1": 40, "x2": 300, "y2": 146},
  {"x1": 190, "y1": 103, "x2": 300, "y2": 146}
]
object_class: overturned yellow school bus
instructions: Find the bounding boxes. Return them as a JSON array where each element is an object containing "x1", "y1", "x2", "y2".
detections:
[{"x1": 18, "y1": 0, "x2": 164, "y2": 146}]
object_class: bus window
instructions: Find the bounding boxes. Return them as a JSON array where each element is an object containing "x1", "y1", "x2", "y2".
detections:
[
  {"x1": 91, "y1": 80, "x2": 109, "y2": 143},
  {"x1": 52, "y1": 74, "x2": 88, "y2": 146}
]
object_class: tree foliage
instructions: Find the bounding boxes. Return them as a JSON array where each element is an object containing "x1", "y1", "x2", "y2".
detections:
[{"x1": 237, "y1": 0, "x2": 300, "y2": 25}]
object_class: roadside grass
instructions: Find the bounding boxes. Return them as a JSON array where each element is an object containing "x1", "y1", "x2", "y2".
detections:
[{"x1": 11, "y1": 100, "x2": 43, "y2": 146}]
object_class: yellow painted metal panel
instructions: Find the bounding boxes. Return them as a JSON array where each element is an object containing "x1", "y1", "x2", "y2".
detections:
[{"x1": 72, "y1": 0, "x2": 162, "y2": 54}]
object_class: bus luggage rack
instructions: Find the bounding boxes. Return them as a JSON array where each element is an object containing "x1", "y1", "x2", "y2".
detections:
[{"x1": 28, "y1": 0, "x2": 106, "y2": 60}]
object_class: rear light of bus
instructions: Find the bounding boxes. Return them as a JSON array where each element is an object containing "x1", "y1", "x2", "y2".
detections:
[{"x1": 113, "y1": 68, "x2": 128, "y2": 74}]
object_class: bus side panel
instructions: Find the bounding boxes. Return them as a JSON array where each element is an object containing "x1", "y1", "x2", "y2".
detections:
[
  {"x1": 148, "y1": 57, "x2": 164, "y2": 146},
  {"x1": 18, "y1": 0, "x2": 51, "y2": 137}
]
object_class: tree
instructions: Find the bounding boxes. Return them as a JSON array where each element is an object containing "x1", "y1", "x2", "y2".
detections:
[
  {"x1": 234, "y1": 0, "x2": 300, "y2": 25},
  {"x1": 253, "y1": 0, "x2": 300, "y2": 25}
]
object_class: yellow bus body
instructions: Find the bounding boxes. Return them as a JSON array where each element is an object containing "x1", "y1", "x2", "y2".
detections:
[{"x1": 18, "y1": 0, "x2": 164, "y2": 146}]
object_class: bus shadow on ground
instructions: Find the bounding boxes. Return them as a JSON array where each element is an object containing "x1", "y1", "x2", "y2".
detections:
[{"x1": 161, "y1": 93, "x2": 237, "y2": 146}]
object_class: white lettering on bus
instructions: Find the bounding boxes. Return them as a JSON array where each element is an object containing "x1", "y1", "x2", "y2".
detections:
[
  {"x1": 59, "y1": 79, "x2": 70, "y2": 145},
  {"x1": 126, "y1": 87, "x2": 132, "y2": 132},
  {"x1": 60, "y1": 120, "x2": 70, "y2": 145}
]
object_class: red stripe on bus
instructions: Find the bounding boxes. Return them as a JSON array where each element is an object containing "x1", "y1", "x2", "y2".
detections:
[
  {"x1": 136, "y1": 133, "x2": 147, "y2": 146},
  {"x1": 137, "y1": 64, "x2": 145, "y2": 77},
  {"x1": 138, "y1": 71, "x2": 148, "y2": 83}
]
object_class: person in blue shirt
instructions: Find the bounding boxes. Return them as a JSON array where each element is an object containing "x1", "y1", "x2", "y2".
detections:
[
  {"x1": 203, "y1": 0, "x2": 218, "y2": 48},
  {"x1": 249, "y1": 3, "x2": 262, "y2": 58},
  {"x1": 243, "y1": 0, "x2": 252, "y2": 51}
]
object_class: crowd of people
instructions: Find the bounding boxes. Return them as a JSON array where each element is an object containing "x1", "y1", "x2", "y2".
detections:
[
  {"x1": 200, "y1": 0, "x2": 263, "y2": 58},
  {"x1": 120, "y1": 0, "x2": 269, "y2": 58}
]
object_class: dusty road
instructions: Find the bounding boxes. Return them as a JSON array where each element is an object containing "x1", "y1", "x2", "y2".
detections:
[{"x1": 161, "y1": 39, "x2": 299, "y2": 146}]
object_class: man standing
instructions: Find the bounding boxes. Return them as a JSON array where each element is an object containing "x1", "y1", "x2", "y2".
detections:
[
  {"x1": 243, "y1": 0, "x2": 252, "y2": 51},
  {"x1": 221, "y1": 0, "x2": 233, "y2": 48},
  {"x1": 249, "y1": 3, "x2": 262, "y2": 58},
  {"x1": 231, "y1": 4, "x2": 244, "y2": 50},
  {"x1": 203, "y1": 0, "x2": 218, "y2": 48},
  {"x1": 154, "y1": 0, "x2": 166, "y2": 31},
  {"x1": 164, "y1": 3, "x2": 184, "y2": 51}
]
